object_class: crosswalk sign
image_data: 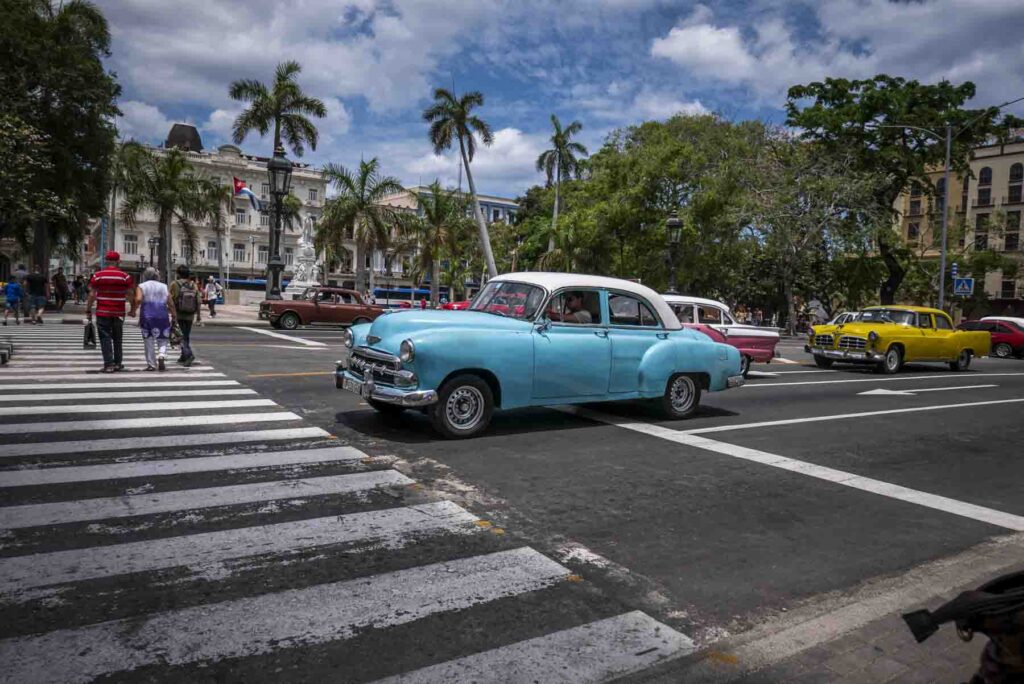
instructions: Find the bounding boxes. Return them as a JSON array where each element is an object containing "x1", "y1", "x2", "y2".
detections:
[{"x1": 953, "y1": 277, "x2": 974, "y2": 296}]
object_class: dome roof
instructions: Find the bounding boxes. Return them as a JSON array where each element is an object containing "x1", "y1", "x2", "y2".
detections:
[{"x1": 164, "y1": 123, "x2": 203, "y2": 152}]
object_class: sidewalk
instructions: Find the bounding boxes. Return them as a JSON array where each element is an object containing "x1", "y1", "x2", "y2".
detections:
[{"x1": 32, "y1": 302, "x2": 268, "y2": 327}]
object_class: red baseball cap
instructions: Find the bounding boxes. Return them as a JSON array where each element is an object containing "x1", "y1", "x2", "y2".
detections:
[{"x1": 105, "y1": 251, "x2": 120, "y2": 261}]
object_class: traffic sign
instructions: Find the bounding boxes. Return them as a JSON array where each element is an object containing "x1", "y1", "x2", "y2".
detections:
[
  {"x1": 951, "y1": 262, "x2": 958, "y2": 278},
  {"x1": 953, "y1": 277, "x2": 974, "y2": 296}
]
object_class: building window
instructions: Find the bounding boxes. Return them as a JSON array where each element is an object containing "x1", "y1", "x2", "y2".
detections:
[
  {"x1": 977, "y1": 187, "x2": 991, "y2": 207},
  {"x1": 1011, "y1": 163, "x2": 1024, "y2": 183},
  {"x1": 1001, "y1": 280, "x2": 1017, "y2": 299},
  {"x1": 910, "y1": 184, "x2": 922, "y2": 197},
  {"x1": 233, "y1": 243, "x2": 245, "y2": 262},
  {"x1": 1010, "y1": 185, "x2": 1023, "y2": 203},
  {"x1": 908, "y1": 199, "x2": 921, "y2": 215},
  {"x1": 308, "y1": 188, "x2": 318, "y2": 202},
  {"x1": 1006, "y1": 232, "x2": 1020, "y2": 251},
  {"x1": 261, "y1": 183, "x2": 269, "y2": 198},
  {"x1": 960, "y1": 177, "x2": 969, "y2": 212},
  {"x1": 180, "y1": 243, "x2": 192, "y2": 262},
  {"x1": 260, "y1": 213, "x2": 269, "y2": 226},
  {"x1": 207, "y1": 241, "x2": 218, "y2": 261},
  {"x1": 907, "y1": 223, "x2": 920, "y2": 241},
  {"x1": 257, "y1": 245, "x2": 268, "y2": 264},
  {"x1": 284, "y1": 247, "x2": 293, "y2": 266},
  {"x1": 122, "y1": 234, "x2": 138, "y2": 255},
  {"x1": 979, "y1": 167, "x2": 992, "y2": 186},
  {"x1": 492, "y1": 208, "x2": 501, "y2": 222},
  {"x1": 236, "y1": 210, "x2": 246, "y2": 225}
]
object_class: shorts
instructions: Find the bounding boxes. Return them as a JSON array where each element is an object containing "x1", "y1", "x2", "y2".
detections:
[
  {"x1": 31, "y1": 295, "x2": 47, "y2": 310},
  {"x1": 4, "y1": 300, "x2": 17, "y2": 312}
]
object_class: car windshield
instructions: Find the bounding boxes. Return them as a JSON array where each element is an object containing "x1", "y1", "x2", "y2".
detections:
[
  {"x1": 858, "y1": 309, "x2": 916, "y2": 326},
  {"x1": 470, "y1": 281, "x2": 546, "y2": 320}
]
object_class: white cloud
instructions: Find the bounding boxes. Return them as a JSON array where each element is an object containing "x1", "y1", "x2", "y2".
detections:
[
  {"x1": 651, "y1": 21, "x2": 754, "y2": 83},
  {"x1": 115, "y1": 100, "x2": 178, "y2": 143},
  {"x1": 569, "y1": 81, "x2": 707, "y2": 124}
]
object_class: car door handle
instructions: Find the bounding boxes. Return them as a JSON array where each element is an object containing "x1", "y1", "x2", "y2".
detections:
[
  {"x1": 594, "y1": 330, "x2": 609, "y2": 338},
  {"x1": 656, "y1": 332, "x2": 669, "y2": 339}
]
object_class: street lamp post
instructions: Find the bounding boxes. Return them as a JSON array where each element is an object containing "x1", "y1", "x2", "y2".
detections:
[
  {"x1": 665, "y1": 210, "x2": 683, "y2": 295},
  {"x1": 249, "y1": 234, "x2": 257, "y2": 280},
  {"x1": 265, "y1": 146, "x2": 293, "y2": 300},
  {"x1": 148, "y1": 236, "x2": 159, "y2": 271}
]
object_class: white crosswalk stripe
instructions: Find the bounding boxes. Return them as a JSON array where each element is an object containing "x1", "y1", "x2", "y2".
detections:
[{"x1": 0, "y1": 326, "x2": 693, "y2": 683}]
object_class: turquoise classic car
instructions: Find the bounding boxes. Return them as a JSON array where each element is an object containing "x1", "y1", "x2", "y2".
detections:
[{"x1": 336, "y1": 273, "x2": 745, "y2": 438}]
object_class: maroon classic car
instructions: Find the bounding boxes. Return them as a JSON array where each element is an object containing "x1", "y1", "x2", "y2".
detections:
[{"x1": 261, "y1": 287, "x2": 385, "y2": 330}]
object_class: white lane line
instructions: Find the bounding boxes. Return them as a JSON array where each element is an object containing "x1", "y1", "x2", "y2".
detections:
[
  {"x1": 0, "y1": 399, "x2": 276, "y2": 416},
  {"x1": 0, "y1": 501, "x2": 478, "y2": 600},
  {"x1": 744, "y1": 371, "x2": 1024, "y2": 388},
  {"x1": 0, "y1": 470, "x2": 412, "y2": 529},
  {"x1": 0, "y1": 426, "x2": 330, "y2": 458},
  {"x1": 0, "y1": 389, "x2": 256, "y2": 403},
  {"x1": 681, "y1": 397, "x2": 1024, "y2": 435},
  {"x1": 236, "y1": 326, "x2": 327, "y2": 347},
  {"x1": 0, "y1": 411, "x2": 301, "y2": 435},
  {"x1": 0, "y1": 445, "x2": 365, "y2": 487},
  {"x1": 0, "y1": 380, "x2": 238, "y2": 390},
  {"x1": 378, "y1": 611, "x2": 694, "y2": 684},
  {"x1": 752, "y1": 369, "x2": 836, "y2": 375},
  {"x1": 572, "y1": 407, "x2": 1024, "y2": 532},
  {"x1": 0, "y1": 547, "x2": 568, "y2": 684},
  {"x1": 858, "y1": 384, "x2": 997, "y2": 396}
]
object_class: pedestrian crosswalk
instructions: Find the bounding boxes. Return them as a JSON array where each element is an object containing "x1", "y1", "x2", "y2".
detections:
[{"x1": 0, "y1": 325, "x2": 694, "y2": 682}]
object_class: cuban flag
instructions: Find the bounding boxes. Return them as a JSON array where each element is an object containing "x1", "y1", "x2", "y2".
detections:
[{"x1": 233, "y1": 177, "x2": 263, "y2": 212}]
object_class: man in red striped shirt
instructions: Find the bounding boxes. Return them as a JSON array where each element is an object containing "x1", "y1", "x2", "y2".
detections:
[{"x1": 85, "y1": 251, "x2": 137, "y2": 372}]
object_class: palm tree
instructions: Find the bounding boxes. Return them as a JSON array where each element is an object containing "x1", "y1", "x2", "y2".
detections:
[
  {"x1": 422, "y1": 87, "x2": 498, "y2": 278},
  {"x1": 536, "y1": 115, "x2": 588, "y2": 252},
  {"x1": 118, "y1": 145, "x2": 203, "y2": 279},
  {"x1": 196, "y1": 180, "x2": 233, "y2": 285},
  {"x1": 401, "y1": 181, "x2": 466, "y2": 306},
  {"x1": 229, "y1": 61, "x2": 326, "y2": 157},
  {"x1": 317, "y1": 158, "x2": 405, "y2": 292}
]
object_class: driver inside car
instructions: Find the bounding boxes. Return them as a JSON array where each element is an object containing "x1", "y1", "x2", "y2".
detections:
[{"x1": 548, "y1": 292, "x2": 593, "y2": 324}]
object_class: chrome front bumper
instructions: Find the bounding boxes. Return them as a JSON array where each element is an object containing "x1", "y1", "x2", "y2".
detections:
[
  {"x1": 806, "y1": 346, "x2": 883, "y2": 362},
  {"x1": 335, "y1": 369, "x2": 438, "y2": 407},
  {"x1": 727, "y1": 374, "x2": 745, "y2": 388}
]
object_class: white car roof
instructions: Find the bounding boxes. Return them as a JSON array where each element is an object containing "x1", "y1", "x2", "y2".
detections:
[
  {"x1": 661, "y1": 293, "x2": 731, "y2": 311},
  {"x1": 981, "y1": 316, "x2": 1024, "y2": 327},
  {"x1": 491, "y1": 272, "x2": 682, "y2": 330}
]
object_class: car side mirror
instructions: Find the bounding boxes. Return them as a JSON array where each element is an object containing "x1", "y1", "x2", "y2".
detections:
[{"x1": 535, "y1": 318, "x2": 551, "y2": 333}]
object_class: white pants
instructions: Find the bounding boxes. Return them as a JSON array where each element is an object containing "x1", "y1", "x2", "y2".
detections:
[{"x1": 144, "y1": 335, "x2": 168, "y2": 367}]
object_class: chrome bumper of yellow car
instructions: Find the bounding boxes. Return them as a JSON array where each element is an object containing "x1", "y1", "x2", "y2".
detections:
[{"x1": 806, "y1": 346, "x2": 883, "y2": 361}]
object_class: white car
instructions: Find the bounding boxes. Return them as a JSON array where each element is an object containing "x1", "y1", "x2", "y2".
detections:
[
  {"x1": 981, "y1": 315, "x2": 1024, "y2": 329},
  {"x1": 662, "y1": 295, "x2": 781, "y2": 376}
]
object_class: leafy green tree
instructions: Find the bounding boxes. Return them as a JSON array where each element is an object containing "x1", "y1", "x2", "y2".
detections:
[
  {"x1": 786, "y1": 75, "x2": 1023, "y2": 304},
  {"x1": 423, "y1": 88, "x2": 498, "y2": 278},
  {"x1": 536, "y1": 115, "x2": 588, "y2": 252},
  {"x1": 0, "y1": 114, "x2": 67, "y2": 246},
  {"x1": 229, "y1": 61, "x2": 326, "y2": 157},
  {"x1": 400, "y1": 182, "x2": 468, "y2": 306},
  {"x1": 0, "y1": 0, "x2": 120, "y2": 269},
  {"x1": 118, "y1": 146, "x2": 204, "y2": 278},
  {"x1": 317, "y1": 158, "x2": 405, "y2": 292},
  {"x1": 196, "y1": 180, "x2": 235, "y2": 284}
]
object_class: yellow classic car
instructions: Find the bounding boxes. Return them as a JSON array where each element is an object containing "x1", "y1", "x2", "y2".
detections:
[{"x1": 805, "y1": 305, "x2": 990, "y2": 374}]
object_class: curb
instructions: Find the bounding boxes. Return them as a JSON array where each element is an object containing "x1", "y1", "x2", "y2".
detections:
[{"x1": 50, "y1": 318, "x2": 270, "y2": 328}]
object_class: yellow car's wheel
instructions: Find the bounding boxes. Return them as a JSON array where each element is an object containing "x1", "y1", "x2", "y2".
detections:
[
  {"x1": 877, "y1": 346, "x2": 902, "y2": 374},
  {"x1": 949, "y1": 350, "x2": 971, "y2": 372}
]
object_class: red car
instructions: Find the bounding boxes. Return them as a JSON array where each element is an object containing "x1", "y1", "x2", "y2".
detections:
[
  {"x1": 958, "y1": 319, "x2": 1024, "y2": 358},
  {"x1": 442, "y1": 300, "x2": 472, "y2": 310},
  {"x1": 261, "y1": 287, "x2": 385, "y2": 330}
]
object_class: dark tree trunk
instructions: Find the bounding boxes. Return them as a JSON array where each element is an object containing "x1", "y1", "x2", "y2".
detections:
[
  {"x1": 878, "y1": 237, "x2": 905, "y2": 304},
  {"x1": 32, "y1": 219, "x2": 49, "y2": 273}
]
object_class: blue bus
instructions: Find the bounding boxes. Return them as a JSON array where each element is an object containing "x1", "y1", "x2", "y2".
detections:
[{"x1": 373, "y1": 286, "x2": 449, "y2": 308}]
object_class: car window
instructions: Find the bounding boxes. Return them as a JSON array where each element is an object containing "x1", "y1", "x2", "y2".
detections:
[
  {"x1": 722, "y1": 309, "x2": 737, "y2": 325},
  {"x1": 917, "y1": 314, "x2": 933, "y2": 328},
  {"x1": 697, "y1": 305, "x2": 722, "y2": 324},
  {"x1": 609, "y1": 293, "x2": 660, "y2": 327},
  {"x1": 996, "y1": 323, "x2": 1013, "y2": 334},
  {"x1": 337, "y1": 292, "x2": 355, "y2": 304},
  {"x1": 546, "y1": 290, "x2": 602, "y2": 325},
  {"x1": 670, "y1": 303, "x2": 693, "y2": 323},
  {"x1": 935, "y1": 315, "x2": 953, "y2": 330}
]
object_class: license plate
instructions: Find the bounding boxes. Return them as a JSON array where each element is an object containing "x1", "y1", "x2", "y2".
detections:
[{"x1": 342, "y1": 376, "x2": 362, "y2": 394}]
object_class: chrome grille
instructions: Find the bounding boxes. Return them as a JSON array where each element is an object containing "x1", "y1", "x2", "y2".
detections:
[
  {"x1": 838, "y1": 336, "x2": 867, "y2": 351},
  {"x1": 349, "y1": 347, "x2": 402, "y2": 385},
  {"x1": 814, "y1": 334, "x2": 834, "y2": 347}
]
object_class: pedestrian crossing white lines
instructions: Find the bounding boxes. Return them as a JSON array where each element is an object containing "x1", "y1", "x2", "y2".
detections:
[
  {"x1": 0, "y1": 501, "x2": 479, "y2": 601},
  {"x1": 0, "y1": 471, "x2": 413, "y2": 529},
  {"x1": 0, "y1": 325, "x2": 694, "y2": 683}
]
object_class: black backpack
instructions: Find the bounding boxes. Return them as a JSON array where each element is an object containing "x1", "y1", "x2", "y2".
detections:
[{"x1": 176, "y1": 280, "x2": 199, "y2": 314}]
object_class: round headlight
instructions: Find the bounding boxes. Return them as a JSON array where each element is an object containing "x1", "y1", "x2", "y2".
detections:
[
  {"x1": 342, "y1": 328, "x2": 353, "y2": 349},
  {"x1": 868, "y1": 331, "x2": 879, "y2": 343},
  {"x1": 400, "y1": 339, "x2": 415, "y2": 363}
]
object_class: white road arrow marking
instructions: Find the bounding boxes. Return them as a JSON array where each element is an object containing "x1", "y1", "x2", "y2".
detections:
[{"x1": 858, "y1": 384, "x2": 997, "y2": 396}]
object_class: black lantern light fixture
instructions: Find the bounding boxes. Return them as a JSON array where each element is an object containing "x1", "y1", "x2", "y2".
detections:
[
  {"x1": 264, "y1": 146, "x2": 293, "y2": 300},
  {"x1": 665, "y1": 210, "x2": 683, "y2": 295},
  {"x1": 147, "y1": 236, "x2": 159, "y2": 269}
]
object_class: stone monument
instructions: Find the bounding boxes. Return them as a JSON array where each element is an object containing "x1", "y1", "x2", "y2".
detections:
[{"x1": 283, "y1": 219, "x2": 321, "y2": 300}]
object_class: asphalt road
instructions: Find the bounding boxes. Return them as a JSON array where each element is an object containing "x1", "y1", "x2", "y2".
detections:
[{"x1": 2, "y1": 323, "x2": 1022, "y2": 682}]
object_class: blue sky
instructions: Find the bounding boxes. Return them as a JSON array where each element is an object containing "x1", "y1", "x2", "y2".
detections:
[{"x1": 100, "y1": 0, "x2": 1024, "y2": 198}]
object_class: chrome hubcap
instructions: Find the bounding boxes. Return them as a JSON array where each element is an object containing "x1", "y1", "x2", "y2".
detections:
[
  {"x1": 670, "y1": 376, "x2": 695, "y2": 412},
  {"x1": 445, "y1": 386, "x2": 484, "y2": 431},
  {"x1": 887, "y1": 351, "x2": 899, "y2": 369},
  {"x1": 996, "y1": 344, "x2": 1011, "y2": 358}
]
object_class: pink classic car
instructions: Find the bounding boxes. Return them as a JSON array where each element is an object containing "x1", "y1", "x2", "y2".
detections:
[{"x1": 663, "y1": 295, "x2": 781, "y2": 376}]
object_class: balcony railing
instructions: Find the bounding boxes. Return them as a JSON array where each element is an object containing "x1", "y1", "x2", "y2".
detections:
[
  {"x1": 973, "y1": 197, "x2": 994, "y2": 208},
  {"x1": 1003, "y1": 195, "x2": 1024, "y2": 206}
]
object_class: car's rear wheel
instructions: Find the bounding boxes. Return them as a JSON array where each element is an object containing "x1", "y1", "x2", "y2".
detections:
[
  {"x1": 949, "y1": 350, "x2": 972, "y2": 372},
  {"x1": 877, "y1": 346, "x2": 902, "y2": 374},
  {"x1": 993, "y1": 342, "x2": 1013, "y2": 358},
  {"x1": 429, "y1": 374, "x2": 494, "y2": 439},
  {"x1": 662, "y1": 373, "x2": 702, "y2": 419},
  {"x1": 739, "y1": 355, "x2": 751, "y2": 377},
  {"x1": 368, "y1": 398, "x2": 405, "y2": 417},
  {"x1": 279, "y1": 312, "x2": 301, "y2": 330},
  {"x1": 813, "y1": 356, "x2": 834, "y2": 369}
]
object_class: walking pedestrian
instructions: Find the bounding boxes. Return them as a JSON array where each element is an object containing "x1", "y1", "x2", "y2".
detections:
[
  {"x1": 52, "y1": 268, "x2": 68, "y2": 311},
  {"x1": 12, "y1": 263, "x2": 28, "y2": 319},
  {"x1": 134, "y1": 267, "x2": 174, "y2": 372},
  {"x1": 85, "y1": 251, "x2": 136, "y2": 373},
  {"x1": 3, "y1": 276, "x2": 22, "y2": 326},
  {"x1": 204, "y1": 276, "x2": 222, "y2": 318},
  {"x1": 169, "y1": 264, "x2": 201, "y2": 366},
  {"x1": 23, "y1": 266, "x2": 49, "y2": 325},
  {"x1": 73, "y1": 275, "x2": 85, "y2": 304}
]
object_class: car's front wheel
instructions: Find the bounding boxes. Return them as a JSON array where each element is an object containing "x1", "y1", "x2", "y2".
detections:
[
  {"x1": 877, "y1": 346, "x2": 902, "y2": 374},
  {"x1": 993, "y1": 342, "x2": 1013, "y2": 358},
  {"x1": 813, "y1": 356, "x2": 834, "y2": 369},
  {"x1": 279, "y1": 312, "x2": 301, "y2": 330},
  {"x1": 662, "y1": 373, "x2": 702, "y2": 419},
  {"x1": 949, "y1": 350, "x2": 972, "y2": 372},
  {"x1": 429, "y1": 374, "x2": 494, "y2": 439}
]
